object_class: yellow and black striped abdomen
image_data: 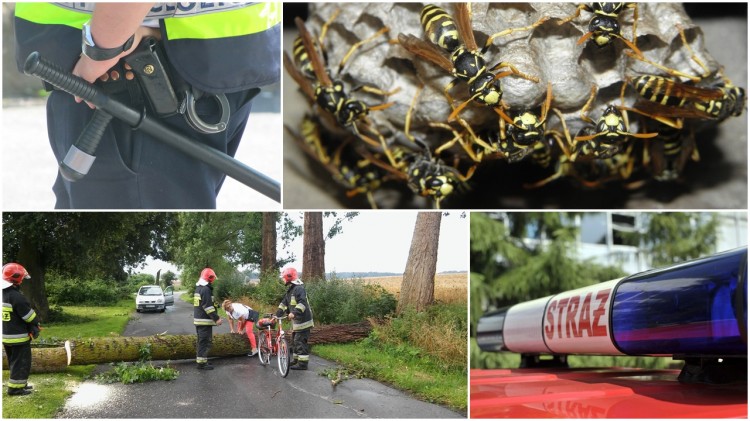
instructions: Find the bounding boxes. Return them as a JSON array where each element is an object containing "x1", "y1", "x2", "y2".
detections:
[
  {"x1": 633, "y1": 76, "x2": 688, "y2": 107},
  {"x1": 293, "y1": 36, "x2": 316, "y2": 79},
  {"x1": 421, "y1": 4, "x2": 460, "y2": 52}
]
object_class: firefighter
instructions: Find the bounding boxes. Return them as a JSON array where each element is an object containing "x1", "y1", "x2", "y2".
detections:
[
  {"x1": 2, "y1": 263, "x2": 41, "y2": 396},
  {"x1": 14, "y1": 3, "x2": 281, "y2": 209},
  {"x1": 275, "y1": 267, "x2": 314, "y2": 370},
  {"x1": 194, "y1": 267, "x2": 222, "y2": 370}
]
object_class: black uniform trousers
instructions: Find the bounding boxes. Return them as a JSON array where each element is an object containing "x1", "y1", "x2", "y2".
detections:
[
  {"x1": 46, "y1": 87, "x2": 258, "y2": 209},
  {"x1": 291, "y1": 328, "x2": 311, "y2": 362},
  {"x1": 195, "y1": 325, "x2": 213, "y2": 364},
  {"x1": 4, "y1": 342, "x2": 32, "y2": 391}
]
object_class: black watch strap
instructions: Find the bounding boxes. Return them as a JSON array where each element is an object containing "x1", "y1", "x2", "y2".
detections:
[{"x1": 82, "y1": 22, "x2": 136, "y2": 61}]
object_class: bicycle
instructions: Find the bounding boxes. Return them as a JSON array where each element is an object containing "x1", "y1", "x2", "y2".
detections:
[{"x1": 256, "y1": 314, "x2": 290, "y2": 377}]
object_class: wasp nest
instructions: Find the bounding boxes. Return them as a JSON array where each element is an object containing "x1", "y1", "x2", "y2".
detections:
[{"x1": 283, "y1": 3, "x2": 747, "y2": 209}]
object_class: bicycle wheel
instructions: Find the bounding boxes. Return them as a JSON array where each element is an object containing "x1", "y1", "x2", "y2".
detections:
[
  {"x1": 277, "y1": 336, "x2": 290, "y2": 377},
  {"x1": 258, "y1": 330, "x2": 271, "y2": 365}
]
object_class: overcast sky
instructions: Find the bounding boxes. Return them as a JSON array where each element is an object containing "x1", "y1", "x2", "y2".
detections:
[{"x1": 141, "y1": 211, "x2": 469, "y2": 277}]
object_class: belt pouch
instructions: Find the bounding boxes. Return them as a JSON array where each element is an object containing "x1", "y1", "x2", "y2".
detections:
[{"x1": 123, "y1": 37, "x2": 180, "y2": 117}]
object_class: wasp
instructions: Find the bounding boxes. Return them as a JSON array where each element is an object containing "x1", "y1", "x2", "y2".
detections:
[
  {"x1": 362, "y1": 85, "x2": 473, "y2": 209},
  {"x1": 398, "y1": 3, "x2": 543, "y2": 122},
  {"x1": 569, "y1": 86, "x2": 657, "y2": 160},
  {"x1": 285, "y1": 15, "x2": 398, "y2": 147},
  {"x1": 526, "y1": 142, "x2": 645, "y2": 190},
  {"x1": 558, "y1": 2, "x2": 643, "y2": 56},
  {"x1": 642, "y1": 122, "x2": 698, "y2": 182},
  {"x1": 624, "y1": 75, "x2": 746, "y2": 125},
  {"x1": 285, "y1": 114, "x2": 386, "y2": 209},
  {"x1": 435, "y1": 83, "x2": 569, "y2": 165},
  {"x1": 623, "y1": 24, "x2": 746, "y2": 124}
]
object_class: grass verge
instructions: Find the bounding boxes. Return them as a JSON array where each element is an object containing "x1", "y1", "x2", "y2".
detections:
[
  {"x1": 315, "y1": 341, "x2": 467, "y2": 413},
  {"x1": 313, "y1": 302, "x2": 468, "y2": 413},
  {"x1": 2, "y1": 300, "x2": 133, "y2": 419}
]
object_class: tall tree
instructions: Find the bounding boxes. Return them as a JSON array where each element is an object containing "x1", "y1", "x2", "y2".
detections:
[
  {"x1": 302, "y1": 212, "x2": 325, "y2": 281},
  {"x1": 2, "y1": 212, "x2": 174, "y2": 320},
  {"x1": 398, "y1": 212, "x2": 441, "y2": 313},
  {"x1": 261, "y1": 212, "x2": 278, "y2": 276}
]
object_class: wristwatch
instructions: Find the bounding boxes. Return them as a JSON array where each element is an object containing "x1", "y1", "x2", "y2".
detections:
[{"x1": 82, "y1": 21, "x2": 135, "y2": 61}]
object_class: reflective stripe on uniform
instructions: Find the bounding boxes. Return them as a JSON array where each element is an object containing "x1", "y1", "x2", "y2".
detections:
[
  {"x1": 8, "y1": 379, "x2": 27, "y2": 388},
  {"x1": 297, "y1": 354, "x2": 309, "y2": 362},
  {"x1": 3, "y1": 333, "x2": 31, "y2": 344},
  {"x1": 295, "y1": 303, "x2": 306, "y2": 312},
  {"x1": 193, "y1": 318, "x2": 215, "y2": 326},
  {"x1": 278, "y1": 303, "x2": 287, "y2": 311},
  {"x1": 292, "y1": 320, "x2": 314, "y2": 331},
  {"x1": 2, "y1": 303, "x2": 11, "y2": 322},
  {"x1": 163, "y1": 2, "x2": 281, "y2": 40},
  {"x1": 21, "y1": 309, "x2": 36, "y2": 323},
  {"x1": 14, "y1": 3, "x2": 90, "y2": 28},
  {"x1": 196, "y1": 357, "x2": 208, "y2": 363},
  {"x1": 204, "y1": 306, "x2": 216, "y2": 314}
]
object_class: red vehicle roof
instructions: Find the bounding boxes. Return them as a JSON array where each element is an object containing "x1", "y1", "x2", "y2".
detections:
[{"x1": 471, "y1": 368, "x2": 748, "y2": 418}]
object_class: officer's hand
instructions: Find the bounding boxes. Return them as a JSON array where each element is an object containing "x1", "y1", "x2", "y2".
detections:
[
  {"x1": 71, "y1": 26, "x2": 158, "y2": 108},
  {"x1": 30, "y1": 325, "x2": 41, "y2": 340},
  {"x1": 288, "y1": 313, "x2": 295, "y2": 320},
  {"x1": 216, "y1": 319, "x2": 223, "y2": 326}
]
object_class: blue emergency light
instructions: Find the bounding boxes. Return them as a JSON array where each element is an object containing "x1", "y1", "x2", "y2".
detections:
[{"x1": 477, "y1": 247, "x2": 747, "y2": 358}]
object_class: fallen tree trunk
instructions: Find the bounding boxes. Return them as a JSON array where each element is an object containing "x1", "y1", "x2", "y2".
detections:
[
  {"x1": 2, "y1": 347, "x2": 69, "y2": 373},
  {"x1": 2, "y1": 322, "x2": 373, "y2": 373}
]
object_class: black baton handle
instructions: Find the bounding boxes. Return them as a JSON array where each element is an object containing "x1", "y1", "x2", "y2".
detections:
[
  {"x1": 24, "y1": 52, "x2": 281, "y2": 203},
  {"x1": 59, "y1": 109, "x2": 113, "y2": 181}
]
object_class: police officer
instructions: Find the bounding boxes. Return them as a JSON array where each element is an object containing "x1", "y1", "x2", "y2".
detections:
[
  {"x1": 2, "y1": 263, "x2": 41, "y2": 396},
  {"x1": 194, "y1": 268, "x2": 222, "y2": 370},
  {"x1": 276, "y1": 268, "x2": 314, "y2": 370},
  {"x1": 14, "y1": 2, "x2": 281, "y2": 209}
]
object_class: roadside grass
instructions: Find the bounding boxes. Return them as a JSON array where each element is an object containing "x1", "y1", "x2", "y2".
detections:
[
  {"x1": 2, "y1": 366, "x2": 92, "y2": 419},
  {"x1": 313, "y1": 302, "x2": 468, "y2": 413},
  {"x1": 41, "y1": 299, "x2": 134, "y2": 343},
  {"x1": 315, "y1": 341, "x2": 467, "y2": 412},
  {"x1": 2, "y1": 300, "x2": 133, "y2": 419}
]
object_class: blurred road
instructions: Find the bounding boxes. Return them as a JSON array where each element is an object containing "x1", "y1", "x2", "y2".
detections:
[{"x1": 2, "y1": 101, "x2": 282, "y2": 210}]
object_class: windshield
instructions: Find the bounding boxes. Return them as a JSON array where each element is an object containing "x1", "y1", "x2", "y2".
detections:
[{"x1": 139, "y1": 287, "x2": 163, "y2": 296}]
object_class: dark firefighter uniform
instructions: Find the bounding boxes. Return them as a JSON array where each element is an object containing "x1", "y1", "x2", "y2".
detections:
[
  {"x1": 13, "y1": 3, "x2": 281, "y2": 209},
  {"x1": 193, "y1": 284, "x2": 220, "y2": 368},
  {"x1": 3, "y1": 285, "x2": 41, "y2": 395},
  {"x1": 276, "y1": 283, "x2": 314, "y2": 369}
]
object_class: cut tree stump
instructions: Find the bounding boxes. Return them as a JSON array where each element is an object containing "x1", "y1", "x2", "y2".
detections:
[
  {"x1": 2, "y1": 346, "x2": 68, "y2": 373},
  {"x1": 2, "y1": 321, "x2": 373, "y2": 373}
]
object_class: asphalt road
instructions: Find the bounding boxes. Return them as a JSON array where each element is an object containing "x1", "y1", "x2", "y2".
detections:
[{"x1": 58, "y1": 291, "x2": 464, "y2": 418}]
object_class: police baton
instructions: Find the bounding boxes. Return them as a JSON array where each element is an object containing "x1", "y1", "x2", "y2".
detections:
[{"x1": 24, "y1": 51, "x2": 281, "y2": 203}]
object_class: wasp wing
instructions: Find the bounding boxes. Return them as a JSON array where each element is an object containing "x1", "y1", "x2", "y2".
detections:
[
  {"x1": 294, "y1": 17, "x2": 333, "y2": 87},
  {"x1": 397, "y1": 33, "x2": 455, "y2": 74},
  {"x1": 454, "y1": 3, "x2": 477, "y2": 52},
  {"x1": 283, "y1": 52, "x2": 316, "y2": 102}
]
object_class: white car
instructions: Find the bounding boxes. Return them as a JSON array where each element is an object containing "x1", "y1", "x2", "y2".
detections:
[{"x1": 135, "y1": 285, "x2": 174, "y2": 313}]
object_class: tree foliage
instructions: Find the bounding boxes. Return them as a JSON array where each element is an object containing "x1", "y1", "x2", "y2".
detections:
[{"x1": 619, "y1": 213, "x2": 719, "y2": 266}]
